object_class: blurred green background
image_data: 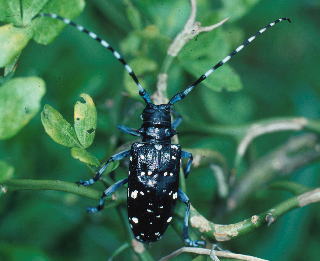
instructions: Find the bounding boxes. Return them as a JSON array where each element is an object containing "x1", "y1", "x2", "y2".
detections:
[{"x1": 0, "y1": 0, "x2": 320, "y2": 260}]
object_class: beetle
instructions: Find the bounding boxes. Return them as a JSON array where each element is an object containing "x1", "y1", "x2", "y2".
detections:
[{"x1": 35, "y1": 12, "x2": 291, "y2": 246}]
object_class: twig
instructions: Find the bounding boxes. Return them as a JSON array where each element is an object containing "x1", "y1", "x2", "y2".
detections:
[
  {"x1": 152, "y1": 0, "x2": 228, "y2": 104},
  {"x1": 159, "y1": 247, "x2": 268, "y2": 261},
  {"x1": 185, "y1": 187, "x2": 320, "y2": 242},
  {"x1": 2, "y1": 179, "x2": 320, "y2": 244},
  {"x1": 210, "y1": 164, "x2": 229, "y2": 198},
  {"x1": 227, "y1": 134, "x2": 320, "y2": 210},
  {"x1": 235, "y1": 117, "x2": 308, "y2": 167}
]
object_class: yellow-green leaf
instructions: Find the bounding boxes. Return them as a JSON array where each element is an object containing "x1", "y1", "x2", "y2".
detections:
[
  {"x1": 32, "y1": 0, "x2": 85, "y2": 45},
  {"x1": 0, "y1": 0, "x2": 49, "y2": 26},
  {"x1": 71, "y1": 147, "x2": 100, "y2": 167},
  {"x1": 0, "y1": 77, "x2": 45, "y2": 139},
  {"x1": 41, "y1": 104, "x2": 81, "y2": 148},
  {"x1": 0, "y1": 24, "x2": 32, "y2": 67},
  {"x1": 74, "y1": 94, "x2": 97, "y2": 149}
]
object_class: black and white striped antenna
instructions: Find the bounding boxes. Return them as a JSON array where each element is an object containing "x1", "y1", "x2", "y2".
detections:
[
  {"x1": 34, "y1": 13, "x2": 153, "y2": 104},
  {"x1": 169, "y1": 17, "x2": 291, "y2": 105}
]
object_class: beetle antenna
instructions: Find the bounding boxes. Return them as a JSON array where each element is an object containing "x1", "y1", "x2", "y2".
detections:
[
  {"x1": 168, "y1": 17, "x2": 291, "y2": 105},
  {"x1": 33, "y1": 13, "x2": 153, "y2": 104}
]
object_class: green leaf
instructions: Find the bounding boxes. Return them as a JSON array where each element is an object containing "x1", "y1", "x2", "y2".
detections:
[
  {"x1": 124, "y1": 57, "x2": 157, "y2": 98},
  {"x1": 0, "y1": 77, "x2": 45, "y2": 139},
  {"x1": 125, "y1": 0, "x2": 142, "y2": 30},
  {"x1": 218, "y1": 0, "x2": 261, "y2": 21},
  {"x1": 0, "y1": 24, "x2": 33, "y2": 68},
  {"x1": 41, "y1": 104, "x2": 81, "y2": 148},
  {"x1": 71, "y1": 147, "x2": 100, "y2": 167},
  {"x1": 31, "y1": 0, "x2": 85, "y2": 45},
  {"x1": 74, "y1": 94, "x2": 97, "y2": 149},
  {"x1": 0, "y1": 160, "x2": 14, "y2": 182},
  {"x1": 179, "y1": 29, "x2": 242, "y2": 92},
  {"x1": 0, "y1": 0, "x2": 49, "y2": 25}
]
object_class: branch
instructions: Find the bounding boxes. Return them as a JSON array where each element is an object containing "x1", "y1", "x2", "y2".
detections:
[
  {"x1": 227, "y1": 134, "x2": 320, "y2": 210},
  {"x1": 152, "y1": 0, "x2": 228, "y2": 104},
  {"x1": 185, "y1": 187, "x2": 320, "y2": 242},
  {"x1": 2, "y1": 179, "x2": 126, "y2": 206},
  {"x1": 2, "y1": 178, "x2": 320, "y2": 246},
  {"x1": 159, "y1": 247, "x2": 268, "y2": 261}
]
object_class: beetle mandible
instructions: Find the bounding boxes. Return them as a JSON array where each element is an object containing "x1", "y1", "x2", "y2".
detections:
[{"x1": 35, "y1": 12, "x2": 291, "y2": 246}]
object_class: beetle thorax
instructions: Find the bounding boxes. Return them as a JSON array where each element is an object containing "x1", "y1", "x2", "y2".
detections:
[{"x1": 140, "y1": 104, "x2": 174, "y2": 143}]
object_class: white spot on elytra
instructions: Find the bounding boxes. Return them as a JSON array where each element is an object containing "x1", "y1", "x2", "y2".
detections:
[
  {"x1": 155, "y1": 144, "x2": 162, "y2": 150},
  {"x1": 149, "y1": 203, "x2": 153, "y2": 206},
  {"x1": 140, "y1": 155, "x2": 145, "y2": 160},
  {"x1": 130, "y1": 156, "x2": 132, "y2": 161},
  {"x1": 130, "y1": 224, "x2": 133, "y2": 228},
  {"x1": 141, "y1": 171, "x2": 145, "y2": 176},
  {"x1": 147, "y1": 209, "x2": 153, "y2": 213},
  {"x1": 148, "y1": 171, "x2": 152, "y2": 175},
  {"x1": 137, "y1": 143, "x2": 144, "y2": 147},
  {"x1": 141, "y1": 233, "x2": 144, "y2": 236},
  {"x1": 169, "y1": 191, "x2": 172, "y2": 195},
  {"x1": 132, "y1": 217, "x2": 139, "y2": 223},
  {"x1": 131, "y1": 190, "x2": 138, "y2": 199},
  {"x1": 170, "y1": 173, "x2": 173, "y2": 176},
  {"x1": 150, "y1": 222, "x2": 153, "y2": 224},
  {"x1": 140, "y1": 191, "x2": 144, "y2": 195},
  {"x1": 164, "y1": 172, "x2": 168, "y2": 176},
  {"x1": 167, "y1": 217, "x2": 172, "y2": 223},
  {"x1": 171, "y1": 155, "x2": 176, "y2": 160},
  {"x1": 171, "y1": 145, "x2": 178, "y2": 150},
  {"x1": 155, "y1": 232, "x2": 160, "y2": 236},
  {"x1": 156, "y1": 215, "x2": 160, "y2": 218},
  {"x1": 159, "y1": 206, "x2": 164, "y2": 209},
  {"x1": 173, "y1": 192, "x2": 178, "y2": 199}
]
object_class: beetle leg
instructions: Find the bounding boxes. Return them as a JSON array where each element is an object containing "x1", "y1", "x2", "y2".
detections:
[
  {"x1": 77, "y1": 150, "x2": 130, "y2": 186},
  {"x1": 87, "y1": 178, "x2": 128, "y2": 213},
  {"x1": 181, "y1": 151, "x2": 193, "y2": 178},
  {"x1": 178, "y1": 189, "x2": 206, "y2": 247},
  {"x1": 172, "y1": 116, "x2": 182, "y2": 130},
  {"x1": 171, "y1": 110, "x2": 183, "y2": 130},
  {"x1": 117, "y1": 125, "x2": 141, "y2": 137}
]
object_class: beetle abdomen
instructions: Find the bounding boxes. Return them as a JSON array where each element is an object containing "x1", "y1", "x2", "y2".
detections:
[{"x1": 127, "y1": 142, "x2": 181, "y2": 242}]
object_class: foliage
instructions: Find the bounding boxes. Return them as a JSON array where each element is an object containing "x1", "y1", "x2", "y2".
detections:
[{"x1": 0, "y1": 0, "x2": 320, "y2": 261}]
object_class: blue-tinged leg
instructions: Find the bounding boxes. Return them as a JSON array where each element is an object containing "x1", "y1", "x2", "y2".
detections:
[
  {"x1": 172, "y1": 116, "x2": 182, "y2": 130},
  {"x1": 87, "y1": 178, "x2": 128, "y2": 213},
  {"x1": 78, "y1": 150, "x2": 130, "y2": 186},
  {"x1": 171, "y1": 110, "x2": 183, "y2": 130},
  {"x1": 178, "y1": 189, "x2": 206, "y2": 247},
  {"x1": 117, "y1": 125, "x2": 141, "y2": 137},
  {"x1": 181, "y1": 150, "x2": 193, "y2": 178}
]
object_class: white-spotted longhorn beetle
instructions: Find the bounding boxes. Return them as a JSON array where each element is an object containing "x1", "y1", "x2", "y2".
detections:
[{"x1": 34, "y1": 13, "x2": 291, "y2": 246}]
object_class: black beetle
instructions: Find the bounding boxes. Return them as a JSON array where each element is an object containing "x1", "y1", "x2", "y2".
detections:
[{"x1": 35, "y1": 13, "x2": 290, "y2": 246}]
